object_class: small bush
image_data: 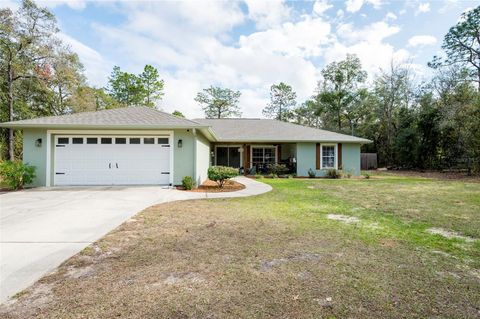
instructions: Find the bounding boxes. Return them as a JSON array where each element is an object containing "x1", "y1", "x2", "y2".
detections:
[
  {"x1": 287, "y1": 174, "x2": 294, "y2": 179},
  {"x1": 308, "y1": 168, "x2": 316, "y2": 178},
  {"x1": 255, "y1": 174, "x2": 263, "y2": 179},
  {"x1": 268, "y1": 173, "x2": 278, "y2": 179},
  {"x1": 344, "y1": 169, "x2": 353, "y2": 178},
  {"x1": 0, "y1": 161, "x2": 36, "y2": 190},
  {"x1": 325, "y1": 169, "x2": 342, "y2": 179},
  {"x1": 182, "y1": 176, "x2": 194, "y2": 190},
  {"x1": 364, "y1": 173, "x2": 371, "y2": 179},
  {"x1": 208, "y1": 166, "x2": 238, "y2": 188},
  {"x1": 268, "y1": 163, "x2": 288, "y2": 175}
]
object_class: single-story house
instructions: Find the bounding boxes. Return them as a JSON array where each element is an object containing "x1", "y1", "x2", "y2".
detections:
[{"x1": 0, "y1": 106, "x2": 371, "y2": 187}]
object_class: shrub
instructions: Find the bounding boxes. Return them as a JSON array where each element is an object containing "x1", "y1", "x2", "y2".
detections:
[
  {"x1": 268, "y1": 173, "x2": 278, "y2": 179},
  {"x1": 208, "y1": 166, "x2": 238, "y2": 188},
  {"x1": 0, "y1": 161, "x2": 36, "y2": 190},
  {"x1": 325, "y1": 169, "x2": 342, "y2": 179},
  {"x1": 255, "y1": 174, "x2": 263, "y2": 179},
  {"x1": 182, "y1": 176, "x2": 194, "y2": 190},
  {"x1": 344, "y1": 169, "x2": 353, "y2": 178},
  {"x1": 287, "y1": 174, "x2": 294, "y2": 179},
  {"x1": 308, "y1": 168, "x2": 316, "y2": 178},
  {"x1": 268, "y1": 163, "x2": 288, "y2": 175},
  {"x1": 364, "y1": 173, "x2": 371, "y2": 179}
]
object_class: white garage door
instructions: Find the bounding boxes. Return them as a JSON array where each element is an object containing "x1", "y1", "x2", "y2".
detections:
[{"x1": 54, "y1": 135, "x2": 172, "y2": 186}]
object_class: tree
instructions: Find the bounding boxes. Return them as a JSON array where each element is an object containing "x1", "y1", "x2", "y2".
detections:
[
  {"x1": 106, "y1": 65, "x2": 164, "y2": 107},
  {"x1": 1, "y1": 0, "x2": 61, "y2": 159},
  {"x1": 195, "y1": 86, "x2": 241, "y2": 118},
  {"x1": 315, "y1": 54, "x2": 367, "y2": 133},
  {"x1": 69, "y1": 87, "x2": 120, "y2": 113},
  {"x1": 370, "y1": 61, "x2": 413, "y2": 166},
  {"x1": 429, "y1": 6, "x2": 480, "y2": 91},
  {"x1": 262, "y1": 82, "x2": 296, "y2": 121},
  {"x1": 48, "y1": 47, "x2": 85, "y2": 114},
  {"x1": 139, "y1": 64, "x2": 164, "y2": 106},
  {"x1": 106, "y1": 66, "x2": 143, "y2": 106},
  {"x1": 172, "y1": 110, "x2": 185, "y2": 118},
  {"x1": 291, "y1": 99, "x2": 320, "y2": 128}
]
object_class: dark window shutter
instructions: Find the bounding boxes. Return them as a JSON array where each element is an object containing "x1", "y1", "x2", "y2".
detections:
[
  {"x1": 316, "y1": 143, "x2": 320, "y2": 170},
  {"x1": 338, "y1": 143, "x2": 342, "y2": 169}
]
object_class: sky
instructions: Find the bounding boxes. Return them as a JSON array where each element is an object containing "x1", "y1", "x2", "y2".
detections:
[{"x1": 2, "y1": 0, "x2": 477, "y2": 118}]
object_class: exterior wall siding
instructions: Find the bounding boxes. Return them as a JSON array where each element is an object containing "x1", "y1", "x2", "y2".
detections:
[
  {"x1": 23, "y1": 129, "x2": 48, "y2": 187},
  {"x1": 172, "y1": 129, "x2": 195, "y2": 185},
  {"x1": 296, "y1": 142, "x2": 361, "y2": 177},
  {"x1": 194, "y1": 131, "x2": 211, "y2": 186},
  {"x1": 341, "y1": 143, "x2": 361, "y2": 176}
]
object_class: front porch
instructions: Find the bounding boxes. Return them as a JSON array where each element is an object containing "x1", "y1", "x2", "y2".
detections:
[{"x1": 212, "y1": 143, "x2": 297, "y2": 175}]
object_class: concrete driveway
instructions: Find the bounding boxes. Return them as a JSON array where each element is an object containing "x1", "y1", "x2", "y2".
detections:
[
  {"x1": 0, "y1": 177, "x2": 271, "y2": 303},
  {"x1": 0, "y1": 186, "x2": 203, "y2": 303}
]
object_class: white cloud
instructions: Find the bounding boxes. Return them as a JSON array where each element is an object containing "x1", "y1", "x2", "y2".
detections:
[
  {"x1": 337, "y1": 21, "x2": 400, "y2": 44},
  {"x1": 37, "y1": 0, "x2": 87, "y2": 10},
  {"x1": 345, "y1": 0, "x2": 365, "y2": 13},
  {"x1": 239, "y1": 16, "x2": 332, "y2": 57},
  {"x1": 385, "y1": 12, "x2": 397, "y2": 20},
  {"x1": 313, "y1": 0, "x2": 333, "y2": 15},
  {"x1": 408, "y1": 35, "x2": 437, "y2": 47},
  {"x1": 57, "y1": 33, "x2": 112, "y2": 87},
  {"x1": 416, "y1": 3, "x2": 430, "y2": 14},
  {"x1": 245, "y1": 0, "x2": 291, "y2": 29},
  {"x1": 325, "y1": 21, "x2": 407, "y2": 77},
  {"x1": 345, "y1": 0, "x2": 382, "y2": 13}
]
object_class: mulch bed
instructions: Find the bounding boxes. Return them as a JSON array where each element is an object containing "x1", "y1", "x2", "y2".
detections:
[{"x1": 178, "y1": 179, "x2": 245, "y2": 193}]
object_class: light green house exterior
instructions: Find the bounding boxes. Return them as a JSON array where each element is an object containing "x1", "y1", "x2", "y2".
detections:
[{"x1": 2, "y1": 107, "x2": 370, "y2": 187}]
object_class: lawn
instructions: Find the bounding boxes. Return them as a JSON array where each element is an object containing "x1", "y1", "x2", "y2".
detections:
[{"x1": 1, "y1": 173, "x2": 479, "y2": 318}]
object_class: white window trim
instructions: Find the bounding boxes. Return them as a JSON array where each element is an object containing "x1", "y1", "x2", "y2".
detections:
[
  {"x1": 320, "y1": 143, "x2": 338, "y2": 170},
  {"x1": 250, "y1": 145, "x2": 278, "y2": 165},
  {"x1": 214, "y1": 145, "x2": 243, "y2": 167},
  {"x1": 47, "y1": 129, "x2": 173, "y2": 187}
]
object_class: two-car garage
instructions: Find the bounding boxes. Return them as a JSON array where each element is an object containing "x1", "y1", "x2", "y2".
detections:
[{"x1": 54, "y1": 135, "x2": 172, "y2": 186}]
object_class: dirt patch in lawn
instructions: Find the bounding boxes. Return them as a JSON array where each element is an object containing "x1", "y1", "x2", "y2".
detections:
[
  {"x1": 326, "y1": 214, "x2": 360, "y2": 224},
  {"x1": 179, "y1": 179, "x2": 245, "y2": 193},
  {"x1": 426, "y1": 227, "x2": 477, "y2": 242}
]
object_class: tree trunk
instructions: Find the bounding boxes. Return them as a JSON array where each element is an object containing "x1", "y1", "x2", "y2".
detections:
[{"x1": 7, "y1": 58, "x2": 14, "y2": 161}]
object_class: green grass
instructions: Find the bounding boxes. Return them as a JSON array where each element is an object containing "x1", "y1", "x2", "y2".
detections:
[
  {"x1": 263, "y1": 176, "x2": 480, "y2": 265},
  {"x1": 1, "y1": 173, "x2": 479, "y2": 318}
]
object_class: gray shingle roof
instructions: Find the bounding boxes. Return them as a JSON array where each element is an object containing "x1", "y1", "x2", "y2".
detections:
[
  {"x1": 0, "y1": 106, "x2": 205, "y2": 128},
  {"x1": 195, "y1": 118, "x2": 371, "y2": 143}
]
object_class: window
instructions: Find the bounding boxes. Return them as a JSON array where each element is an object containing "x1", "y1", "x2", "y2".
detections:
[
  {"x1": 251, "y1": 147, "x2": 276, "y2": 165},
  {"x1": 215, "y1": 146, "x2": 240, "y2": 168},
  {"x1": 101, "y1": 137, "x2": 112, "y2": 144},
  {"x1": 57, "y1": 137, "x2": 69, "y2": 144},
  {"x1": 158, "y1": 138, "x2": 169, "y2": 144},
  {"x1": 144, "y1": 137, "x2": 155, "y2": 144},
  {"x1": 321, "y1": 145, "x2": 336, "y2": 169},
  {"x1": 130, "y1": 138, "x2": 140, "y2": 144},
  {"x1": 72, "y1": 137, "x2": 83, "y2": 144},
  {"x1": 86, "y1": 138, "x2": 98, "y2": 144},
  {"x1": 115, "y1": 137, "x2": 127, "y2": 144}
]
